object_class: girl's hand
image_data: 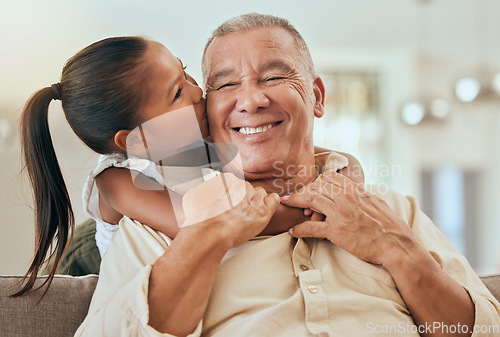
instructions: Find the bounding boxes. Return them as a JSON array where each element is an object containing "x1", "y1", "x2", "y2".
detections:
[{"x1": 182, "y1": 173, "x2": 280, "y2": 247}]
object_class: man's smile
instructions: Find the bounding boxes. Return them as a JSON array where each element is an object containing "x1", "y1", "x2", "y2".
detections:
[{"x1": 233, "y1": 121, "x2": 283, "y2": 135}]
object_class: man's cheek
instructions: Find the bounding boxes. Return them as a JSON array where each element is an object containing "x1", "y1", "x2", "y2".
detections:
[
  {"x1": 206, "y1": 105, "x2": 220, "y2": 128},
  {"x1": 284, "y1": 78, "x2": 309, "y2": 103},
  {"x1": 267, "y1": 80, "x2": 307, "y2": 104},
  {"x1": 209, "y1": 108, "x2": 234, "y2": 138},
  {"x1": 207, "y1": 118, "x2": 229, "y2": 143},
  {"x1": 206, "y1": 96, "x2": 225, "y2": 121}
]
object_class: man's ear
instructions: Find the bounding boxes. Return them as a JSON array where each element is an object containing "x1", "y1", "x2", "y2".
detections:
[{"x1": 312, "y1": 76, "x2": 326, "y2": 118}]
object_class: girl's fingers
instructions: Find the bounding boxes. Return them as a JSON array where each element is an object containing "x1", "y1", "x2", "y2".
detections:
[{"x1": 303, "y1": 208, "x2": 313, "y2": 216}]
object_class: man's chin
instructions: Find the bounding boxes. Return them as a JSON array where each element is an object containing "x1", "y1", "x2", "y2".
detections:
[
  {"x1": 238, "y1": 154, "x2": 285, "y2": 179},
  {"x1": 219, "y1": 140, "x2": 291, "y2": 179}
]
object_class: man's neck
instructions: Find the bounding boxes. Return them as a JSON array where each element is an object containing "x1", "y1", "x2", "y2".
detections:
[{"x1": 248, "y1": 163, "x2": 318, "y2": 196}]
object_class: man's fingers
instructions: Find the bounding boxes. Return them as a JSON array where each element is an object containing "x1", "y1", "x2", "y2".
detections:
[
  {"x1": 310, "y1": 211, "x2": 325, "y2": 221},
  {"x1": 289, "y1": 221, "x2": 330, "y2": 239},
  {"x1": 281, "y1": 189, "x2": 335, "y2": 215},
  {"x1": 264, "y1": 192, "x2": 281, "y2": 214},
  {"x1": 321, "y1": 171, "x2": 349, "y2": 187},
  {"x1": 321, "y1": 171, "x2": 367, "y2": 195}
]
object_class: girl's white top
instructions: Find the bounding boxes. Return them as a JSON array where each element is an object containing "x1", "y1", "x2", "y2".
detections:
[{"x1": 82, "y1": 153, "x2": 220, "y2": 258}]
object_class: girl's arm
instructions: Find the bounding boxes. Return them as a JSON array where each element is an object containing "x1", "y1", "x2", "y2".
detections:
[{"x1": 95, "y1": 167, "x2": 181, "y2": 238}]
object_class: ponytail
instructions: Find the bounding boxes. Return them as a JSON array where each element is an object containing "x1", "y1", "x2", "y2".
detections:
[
  {"x1": 12, "y1": 86, "x2": 74, "y2": 297},
  {"x1": 12, "y1": 36, "x2": 151, "y2": 297}
]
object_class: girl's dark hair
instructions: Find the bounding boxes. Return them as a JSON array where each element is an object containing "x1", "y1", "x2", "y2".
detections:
[{"x1": 13, "y1": 36, "x2": 152, "y2": 297}]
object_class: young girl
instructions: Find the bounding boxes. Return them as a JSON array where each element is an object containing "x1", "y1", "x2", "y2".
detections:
[{"x1": 15, "y1": 36, "x2": 363, "y2": 296}]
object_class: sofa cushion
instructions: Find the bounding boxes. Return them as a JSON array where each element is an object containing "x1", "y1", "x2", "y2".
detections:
[
  {"x1": 0, "y1": 275, "x2": 98, "y2": 337},
  {"x1": 481, "y1": 274, "x2": 500, "y2": 304}
]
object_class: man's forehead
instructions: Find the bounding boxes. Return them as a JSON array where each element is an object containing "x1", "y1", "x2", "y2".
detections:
[
  {"x1": 205, "y1": 27, "x2": 300, "y2": 75},
  {"x1": 212, "y1": 28, "x2": 293, "y2": 49}
]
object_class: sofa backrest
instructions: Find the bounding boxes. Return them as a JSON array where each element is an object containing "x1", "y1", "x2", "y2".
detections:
[
  {"x1": 481, "y1": 274, "x2": 500, "y2": 304},
  {"x1": 0, "y1": 275, "x2": 98, "y2": 337},
  {"x1": 1, "y1": 274, "x2": 500, "y2": 337}
]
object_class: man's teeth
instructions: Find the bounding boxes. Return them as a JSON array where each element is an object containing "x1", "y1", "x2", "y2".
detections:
[{"x1": 238, "y1": 123, "x2": 275, "y2": 135}]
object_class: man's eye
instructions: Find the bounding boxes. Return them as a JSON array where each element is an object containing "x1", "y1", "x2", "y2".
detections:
[
  {"x1": 217, "y1": 83, "x2": 236, "y2": 90},
  {"x1": 174, "y1": 88, "x2": 182, "y2": 100},
  {"x1": 266, "y1": 77, "x2": 284, "y2": 82}
]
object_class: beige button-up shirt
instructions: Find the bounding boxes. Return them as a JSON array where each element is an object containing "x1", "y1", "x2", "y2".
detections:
[{"x1": 75, "y1": 165, "x2": 500, "y2": 337}]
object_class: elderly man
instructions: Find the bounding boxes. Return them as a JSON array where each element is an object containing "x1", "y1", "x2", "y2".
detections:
[{"x1": 76, "y1": 13, "x2": 500, "y2": 337}]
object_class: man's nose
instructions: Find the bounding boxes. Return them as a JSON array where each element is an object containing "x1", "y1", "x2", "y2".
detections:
[{"x1": 235, "y1": 84, "x2": 270, "y2": 113}]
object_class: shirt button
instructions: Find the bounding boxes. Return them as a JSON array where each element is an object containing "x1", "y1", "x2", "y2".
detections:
[
  {"x1": 307, "y1": 285, "x2": 318, "y2": 294},
  {"x1": 300, "y1": 265, "x2": 309, "y2": 271}
]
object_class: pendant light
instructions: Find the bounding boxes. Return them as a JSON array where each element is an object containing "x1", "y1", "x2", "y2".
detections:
[
  {"x1": 400, "y1": 0, "x2": 450, "y2": 126},
  {"x1": 454, "y1": 0, "x2": 500, "y2": 103}
]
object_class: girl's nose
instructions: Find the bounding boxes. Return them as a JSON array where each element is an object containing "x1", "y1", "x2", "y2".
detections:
[{"x1": 187, "y1": 79, "x2": 203, "y2": 104}]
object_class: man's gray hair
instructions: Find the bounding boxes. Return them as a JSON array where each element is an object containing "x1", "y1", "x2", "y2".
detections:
[{"x1": 202, "y1": 13, "x2": 316, "y2": 87}]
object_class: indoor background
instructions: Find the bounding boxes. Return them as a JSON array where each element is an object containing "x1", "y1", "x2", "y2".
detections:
[{"x1": 1, "y1": 0, "x2": 499, "y2": 276}]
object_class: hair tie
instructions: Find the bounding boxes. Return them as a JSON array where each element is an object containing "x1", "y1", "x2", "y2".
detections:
[{"x1": 51, "y1": 83, "x2": 62, "y2": 101}]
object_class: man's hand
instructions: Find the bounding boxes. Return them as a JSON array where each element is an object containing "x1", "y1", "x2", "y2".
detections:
[
  {"x1": 183, "y1": 172, "x2": 280, "y2": 247},
  {"x1": 282, "y1": 171, "x2": 476, "y2": 337},
  {"x1": 281, "y1": 171, "x2": 417, "y2": 267}
]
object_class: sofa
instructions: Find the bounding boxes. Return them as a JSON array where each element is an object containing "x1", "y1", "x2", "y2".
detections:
[
  {"x1": 1, "y1": 274, "x2": 499, "y2": 337},
  {"x1": 0, "y1": 275, "x2": 98, "y2": 337}
]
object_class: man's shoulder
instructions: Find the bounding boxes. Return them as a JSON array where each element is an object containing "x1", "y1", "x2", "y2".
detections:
[
  {"x1": 314, "y1": 151, "x2": 349, "y2": 174},
  {"x1": 364, "y1": 184, "x2": 403, "y2": 199},
  {"x1": 364, "y1": 184, "x2": 418, "y2": 227}
]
